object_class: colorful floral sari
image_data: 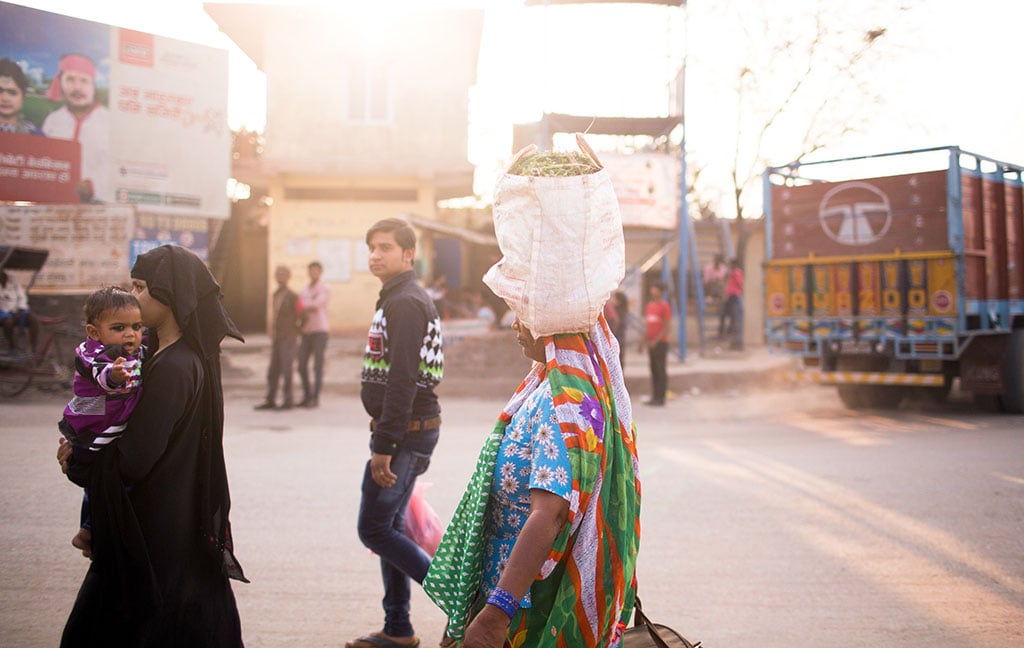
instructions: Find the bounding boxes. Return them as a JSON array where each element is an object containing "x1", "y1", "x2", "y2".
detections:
[{"x1": 424, "y1": 315, "x2": 640, "y2": 647}]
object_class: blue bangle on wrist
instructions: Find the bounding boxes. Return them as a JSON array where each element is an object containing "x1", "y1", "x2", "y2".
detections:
[{"x1": 486, "y1": 586, "x2": 519, "y2": 620}]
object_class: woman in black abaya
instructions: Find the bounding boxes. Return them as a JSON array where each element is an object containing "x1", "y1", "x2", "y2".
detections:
[{"x1": 58, "y1": 245, "x2": 247, "y2": 647}]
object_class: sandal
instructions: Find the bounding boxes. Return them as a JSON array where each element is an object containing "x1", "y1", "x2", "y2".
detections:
[
  {"x1": 345, "y1": 632, "x2": 420, "y2": 648},
  {"x1": 438, "y1": 620, "x2": 457, "y2": 647}
]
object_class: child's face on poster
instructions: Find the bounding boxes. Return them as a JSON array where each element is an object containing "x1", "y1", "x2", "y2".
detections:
[{"x1": 0, "y1": 76, "x2": 24, "y2": 120}]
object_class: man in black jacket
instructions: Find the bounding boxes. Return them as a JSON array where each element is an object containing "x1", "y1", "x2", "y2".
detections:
[
  {"x1": 348, "y1": 218, "x2": 444, "y2": 648},
  {"x1": 254, "y1": 265, "x2": 301, "y2": 410}
]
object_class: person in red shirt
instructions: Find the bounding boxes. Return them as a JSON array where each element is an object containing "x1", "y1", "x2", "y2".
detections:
[
  {"x1": 718, "y1": 259, "x2": 744, "y2": 350},
  {"x1": 644, "y1": 281, "x2": 672, "y2": 406}
]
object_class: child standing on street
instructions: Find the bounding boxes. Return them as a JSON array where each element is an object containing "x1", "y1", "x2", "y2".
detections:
[{"x1": 58, "y1": 286, "x2": 146, "y2": 555}]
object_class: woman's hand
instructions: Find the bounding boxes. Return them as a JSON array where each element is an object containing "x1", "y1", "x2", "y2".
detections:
[
  {"x1": 57, "y1": 437, "x2": 72, "y2": 475},
  {"x1": 462, "y1": 605, "x2": 510, "y2": 648},
  {"x1": 462, "y1": 491, "x2": 570, "y2": 647}
]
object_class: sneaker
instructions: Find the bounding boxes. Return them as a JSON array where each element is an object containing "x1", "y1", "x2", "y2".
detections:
[
  {"x1": 298, "y1": 398, "x2": 319, "y2": 408},
  {"x1": 276, "y1": 402, "x2": 293, "y2": 411},
  {"x1": 254, "y1": 401, "x2": 276, "y2": 410}
]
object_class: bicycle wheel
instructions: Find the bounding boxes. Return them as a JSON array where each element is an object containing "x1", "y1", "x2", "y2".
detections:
[
  {"x1": 35, "y1": 331, "x2": 76, "y2": 393},
  {"x1": 0, "y1": 356, "x2": 34, "y2": 398}
]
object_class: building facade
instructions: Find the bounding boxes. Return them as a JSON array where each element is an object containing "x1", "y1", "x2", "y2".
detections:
[{"x1": 208, "y1": 4, "x2": 483, "y2": 331}]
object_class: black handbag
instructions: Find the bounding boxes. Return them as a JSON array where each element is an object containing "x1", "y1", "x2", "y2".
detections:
[{"x1": 621, "y1": 597, "x2": 701, "y2": 648}]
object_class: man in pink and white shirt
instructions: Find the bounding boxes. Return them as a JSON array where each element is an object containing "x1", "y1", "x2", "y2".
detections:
[{"x1": 298, "y1": 260, "x2": 331, "y2": 407}]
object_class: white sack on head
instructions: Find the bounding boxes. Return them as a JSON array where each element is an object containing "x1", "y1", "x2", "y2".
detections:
[{"x1": 483, "y1": 141, "x2": 625, "y2": 337}]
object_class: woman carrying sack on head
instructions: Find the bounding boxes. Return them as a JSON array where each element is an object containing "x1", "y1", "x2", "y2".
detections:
[{"x1": 424, "y1": 139, "x2": 641, "y2": 648}]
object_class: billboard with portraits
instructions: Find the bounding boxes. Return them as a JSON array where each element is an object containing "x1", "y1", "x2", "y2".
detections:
[{"x1": 0, "y1": 1, "x2": 229, "y2": 219}]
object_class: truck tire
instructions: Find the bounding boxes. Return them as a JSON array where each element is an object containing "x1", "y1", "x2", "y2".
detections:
[
  {"x1": 834, "y1": 356, "x2": 906, "y2": 410},
  {"x1": 836, "y1": 384, "x2": 868, "y2": 409},
  {"x1": 836, "y1": 384, "x2": 905, "y2": 409},
  {"x1": 919, "y1": 374, "x2": 954, "y2": 403},
  {"x1": 864, "y1": 384, "x2": 906, "y2": 409},
  {"x1": 999, "y1": 329, "x2": 1024, "y2": 414}
]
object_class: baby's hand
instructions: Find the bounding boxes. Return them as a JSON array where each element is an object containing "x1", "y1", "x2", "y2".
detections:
[{"x1": 110, "y1": 356, "x2": 128, "y2": 384}]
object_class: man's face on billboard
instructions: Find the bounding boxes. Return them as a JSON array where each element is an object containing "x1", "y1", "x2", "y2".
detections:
[
  {"x1": 0, "y1": 76, "x2": 24, "y2": 120},
  {"x1": 60, "y1": 69, "x2": 95, "y2": 111}
]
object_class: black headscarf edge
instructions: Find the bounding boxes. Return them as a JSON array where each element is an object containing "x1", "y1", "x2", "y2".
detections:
[{"x1": 130, "y1": 245, "x2": 244, "y2": 356}]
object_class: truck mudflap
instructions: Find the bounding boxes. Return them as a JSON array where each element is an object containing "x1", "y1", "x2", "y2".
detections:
[{"x1": 789, "y1": 370, "x2": 946, "y2": 387}]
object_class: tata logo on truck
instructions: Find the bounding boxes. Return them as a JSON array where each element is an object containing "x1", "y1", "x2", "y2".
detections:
[{"x1": 818, "y1": 182, "x2": 892, "y2": 246}]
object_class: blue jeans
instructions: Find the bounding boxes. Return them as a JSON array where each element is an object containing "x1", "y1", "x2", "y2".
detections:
[
  {"x1": 298, "y1": 331, "x2": 327, "y2": 402},
  {"x1": 357, "y1": 425, "x2": 439, "y2": 638}
]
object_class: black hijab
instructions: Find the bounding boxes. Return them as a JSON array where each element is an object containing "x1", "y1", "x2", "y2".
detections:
[
  {"x1": 131, "y1": 244, "x2": 243, "y2": 356},
  {"x1": 131, "y1": 245, "x2": 247, "y2": 582}
]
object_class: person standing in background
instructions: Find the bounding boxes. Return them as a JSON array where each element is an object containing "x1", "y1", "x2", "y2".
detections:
[
  {"x1": 702, "y1": 253, "x2": 727, "y2": 304},
  {"x1": 425, "y1": 274, "x2": 448, "y2": 319},
  {"x1": 255, "y1": 265, "x2": 303, "y2": 411},
  {"x1": 605, "y1": 290, "x2": 629, "y2": 367},
  {"x1": 0, "y1": 269, "x2": 40, "y2": 353},
  {"x1": 644, "y1": 281, "x2": 671, "y2": 407},
  {"x1": 720, "y1": 259, "x2": 745, "y2": 350},
  {"x1": 298, "y1": 261, "x2": 330, "y2": 408},
  {"x1": 466, "y1": 288, "x2": 496, "y2": 328}
]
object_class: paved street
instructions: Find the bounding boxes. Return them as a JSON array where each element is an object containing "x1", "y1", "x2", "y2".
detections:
[{"x1": 2, "y1": 383, "x2": 1022, "y2": 647}]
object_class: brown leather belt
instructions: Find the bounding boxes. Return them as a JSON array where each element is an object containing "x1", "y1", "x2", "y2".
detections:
[{"x1": 369, "y1": 416, "x2": 441, "y2": 432}]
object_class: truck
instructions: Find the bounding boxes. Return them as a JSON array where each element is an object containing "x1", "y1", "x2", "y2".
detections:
[{"x1": 762, "y1": 146, "x2": 1024, "y2": 411}]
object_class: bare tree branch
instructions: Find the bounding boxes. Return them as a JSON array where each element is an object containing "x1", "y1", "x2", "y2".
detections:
[{"x1": 701, "y1": 1, "x2": 907, "y2": 263}]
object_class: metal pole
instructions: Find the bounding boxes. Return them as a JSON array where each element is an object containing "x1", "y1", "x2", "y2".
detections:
[{"x1": 675, "y1": 1, "x2": 689, "y2": 361}]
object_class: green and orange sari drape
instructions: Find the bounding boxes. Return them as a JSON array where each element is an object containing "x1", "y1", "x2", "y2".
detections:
[{"x1": 424, "y1": 315, "x2": 641, "y2": 647}]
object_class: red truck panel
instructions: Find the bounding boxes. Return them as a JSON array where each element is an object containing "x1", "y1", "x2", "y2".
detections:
[
  {"x1": 770, "y1": 171, "x2": 948, "y2": 259},
  {"x1": 961, "y1": 173, "x2": 986, "y2": 299},
  {"x1": 1008, "y1": 181, "x2": 1024, "y2": 299},
  {"x1": 961, "y1": 172, "x2": 1024, "y2": 300},
  {"x1": 766, "y1": 150, "x2": 1024, "y2": 391}
]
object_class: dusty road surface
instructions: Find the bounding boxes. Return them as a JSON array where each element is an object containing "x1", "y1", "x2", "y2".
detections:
[{"x1": 2, "y1": 384, "x2": 1022, "y2": 647}]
